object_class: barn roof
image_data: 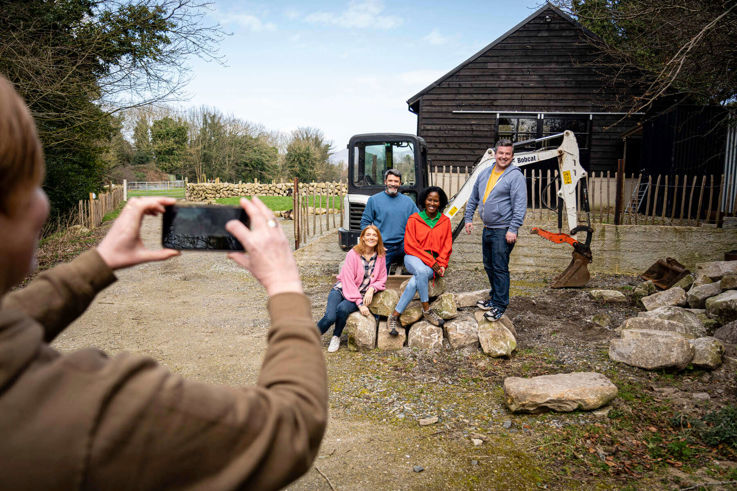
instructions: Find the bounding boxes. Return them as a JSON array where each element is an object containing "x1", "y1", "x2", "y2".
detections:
[{"x1": 406, "y1": 2, "x2": 593, "y2": 112}]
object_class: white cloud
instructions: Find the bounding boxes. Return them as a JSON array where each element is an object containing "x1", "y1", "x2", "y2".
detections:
[
  {"x1": 284, "y1": 8, "x2": 300, "y2": 20},
  {"x1": 224, "y1": 14, "x2": 276, "y2": 32},
  {"x1": 423, "y1": 29, "x2": 448, "y2": 46},
  {"x1": 305, "y1": 0, "x2": 402, "y2": 30}
]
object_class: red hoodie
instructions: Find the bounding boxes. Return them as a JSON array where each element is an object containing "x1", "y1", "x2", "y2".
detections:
[{"x1": 403, "y1": 212, "x2": 453, "y2": 268}]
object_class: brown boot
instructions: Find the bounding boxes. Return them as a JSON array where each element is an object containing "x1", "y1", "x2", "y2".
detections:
[
  {"x1": 388, "y1": 315, "x2": 400, "y2": 336},
  {"x1": 423, "y1": 309, "x2": 445, "y2": 327}
]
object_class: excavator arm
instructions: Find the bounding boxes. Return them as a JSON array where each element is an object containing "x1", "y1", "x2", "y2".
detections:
[{"x1": 444, "y1": 130, "x2": 593, "y2": 288}]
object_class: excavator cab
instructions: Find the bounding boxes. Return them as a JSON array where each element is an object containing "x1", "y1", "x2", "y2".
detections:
[{"x1": 338, "y1": 134, "x2": 429, "y2": 251}]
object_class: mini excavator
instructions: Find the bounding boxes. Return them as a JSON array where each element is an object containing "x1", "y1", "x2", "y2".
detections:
[
  {"x1": 443, "y1": 130, "x2": 593, "y2": 288},
  {"x1": 338, "y1": 130, "x2": 593, "y2": 288}
]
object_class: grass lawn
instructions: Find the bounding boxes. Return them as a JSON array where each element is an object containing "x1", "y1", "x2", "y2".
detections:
[
  {"x1": 216, "y1": 195, "x2": 341, "y2": 211},
  {"x1": 128, "y1": 188, "x2": 186, "y2": 198}
]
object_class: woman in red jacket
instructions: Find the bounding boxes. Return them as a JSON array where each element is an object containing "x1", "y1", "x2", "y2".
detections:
[{"x1": 388, "y1": 186, "x2": 452, "y2": 336}]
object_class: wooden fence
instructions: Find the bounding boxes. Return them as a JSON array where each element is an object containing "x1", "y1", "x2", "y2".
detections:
[
  {"x1": 432, "y1": 165, "x2": 736, "y2": 226},
  {"x1": 78, "y1": 186, "x2": 124, "y2": 229},
  {"x1": 292, "y1": 179, "x2": 344, "y2": 249}
]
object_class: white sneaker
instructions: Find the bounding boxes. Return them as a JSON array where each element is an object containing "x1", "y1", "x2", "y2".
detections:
[{"x1": 328, "y1": 336, "x2": 341, "y2": 352}]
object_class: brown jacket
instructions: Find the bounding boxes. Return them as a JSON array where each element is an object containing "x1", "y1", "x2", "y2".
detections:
[{"x1": 0, "y1": 250, "x2": 327, "y2": 490}]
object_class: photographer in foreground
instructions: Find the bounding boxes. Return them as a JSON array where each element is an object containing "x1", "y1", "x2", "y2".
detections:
[{"x1": 0, "y1": 74, "x2": 327, "y2": 490}]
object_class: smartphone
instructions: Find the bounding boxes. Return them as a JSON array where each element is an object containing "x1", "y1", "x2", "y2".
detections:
[{"x1": 162, "y1": 204, "x2": 249, "y2": 251}]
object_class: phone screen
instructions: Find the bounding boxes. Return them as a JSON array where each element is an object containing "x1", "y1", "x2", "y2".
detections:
[{"x1": 162, "y1": 205, "x2": 249, "y2": 251}]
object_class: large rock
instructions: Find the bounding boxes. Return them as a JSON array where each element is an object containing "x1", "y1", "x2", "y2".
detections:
[
  {"x1": 429, "y1": 293, "x2": 458, "y2": 320},
  {"x1": 714, "y1": 320, "x2": 737, "y2": 344},
  {"x1": 633, "y1": 281, "x2": 656, "y2": 304},
  {"x1": 504, "y1": 372, "x2": 618, "y2": 413},
  {"x1": 473, "y1": 311, "x2": 517, "y2": 337},
  {"x1": 618, "y1": 316, "x2": 701, "y2": 338},
  {"x1": 692, "y1": 274, "x2": 714, "y2": 288},
  {"x1": 637, "y1": 306, "x2": 707, "y2": 337},
  {"x1": 369, "y1": 289, "x2": 400, "y2": 316},
  {"x1": 590, "y1": 289, "x2": 628, "y2": 303},
  {"x1": 407, "y1": 321, "x2": 443, "y2": 351},
  {"x1": 400, "y1": 275, "x2": 446, "y2": 300},
  {"x1": 641, "y1": 287, "x2": 687, "y2": 311},
  {"x1": 706, "y1": 290, "x2": 737, "y2": 324},
  {"x1": 346, "y1": 312, "x2": 377, "y2": 350},
  {"x1": 478, "y1": 320, "x2": 516, "y2": 357},
  {"x1": 443, "y1": 315, "x2": 479, "y2": 349},
  {"x1": 673, "y1": 274, "x2": 695, "y2": 291},
  {"x1": 454, "y1": 289, "x2": 488, "y2": 308},
  {"x1": 399, "y1": 301, "x2": 423, "y2": 326},
  {"x1": 694, "y1": 260, "x2": 737, "y2": 281},
  {"x1": 687, "y1": 282, "x2": 723, "y2": 309},
  {"x1": 377, "y1": 320, "x2": 406, "y2": 351},
  {"x1": 721, "y1": 273, "x2": 737, "y2": 290},
  {"x1": 609, "y1": 329, "x2": 694, "y2": 370},
  {"x1": 689, "y1": 337, "x2": 724, "y2": 370}
]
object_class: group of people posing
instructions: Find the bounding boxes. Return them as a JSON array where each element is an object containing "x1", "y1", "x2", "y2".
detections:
[{"x1": 317, "y1": 140, "x2": 527, "y2": 352}]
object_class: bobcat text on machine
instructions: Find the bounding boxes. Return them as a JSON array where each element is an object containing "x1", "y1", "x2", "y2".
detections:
[{"x1": 338, "y1": 130, "x2": 593, "y2": 288}]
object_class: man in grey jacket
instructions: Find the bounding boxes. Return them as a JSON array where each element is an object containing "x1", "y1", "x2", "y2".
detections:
[{"x1": 464, "y1": 139, "x2": 527, "y2": 321}]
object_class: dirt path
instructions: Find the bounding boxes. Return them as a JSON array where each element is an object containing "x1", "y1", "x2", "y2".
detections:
[{"x1": 52, "y1": 216, "x2": 737, "y2": 489}]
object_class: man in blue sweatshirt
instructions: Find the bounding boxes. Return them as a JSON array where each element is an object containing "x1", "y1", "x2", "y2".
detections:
[
  {"x1": 361, "y1": 169, "x2": 419, "y2": 273},
  {"x1": 464, "y1": 140, "x2": 527, "y2": 321}
]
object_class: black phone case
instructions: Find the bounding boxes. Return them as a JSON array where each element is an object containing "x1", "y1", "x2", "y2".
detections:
[{"x1": 161, "y1": 205, "x2": 249, "y2": 251}]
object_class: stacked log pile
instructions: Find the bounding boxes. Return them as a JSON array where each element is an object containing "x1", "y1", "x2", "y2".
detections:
[{"x1": 186, "y1": 181, "x2": 347, "y2": 201}]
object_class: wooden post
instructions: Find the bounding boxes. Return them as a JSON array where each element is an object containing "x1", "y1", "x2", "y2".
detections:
[
  {"x1": 662, "y1": 175, "x2": 669, "y2": 223},
  {"x1": 605, "y1": 170, "x2": 611, "y2": 223},
  {"x1": 687, "y1": 175, "x2": 696, "y2": 225},
  {"x1": 293, "y1": 178, "x2": 299, "y2": 250},
  {"x1": 706, "y1": 175, "x2": 715, "y2": 224},
  {"x1": 644, "y1": 175, "x2": 653, "y2": 220},
  {"x1": 614, "y1": 160, "x2": 624, "y2": 225},
  {"x1": 547, "y1": 169, "x2": 552, "y2": 220},
  {"x1": 650, "y1": 175, "x2": 661, "y2": 225},
  {"x1": 670, "y1": 175, "x2": 679, "y2": 224},
  {"x1": 537, "y1": 168, "x2": 543, "y2": 219},
  {"x1": 696, "y1": 175, "x2": 707, "y2": 226},
  {"x1": 679, "y1": 174, "x2": 688, "y2": 224},
  {"x1": 716, "y1": 174, "x2": 726, "y2": 227}
]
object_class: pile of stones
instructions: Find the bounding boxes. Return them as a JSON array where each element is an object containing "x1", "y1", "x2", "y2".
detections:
[
  {"x1": 185, "y1": 181, "x2": 346, "y2": 201},
  {"x1": 608, "y1": 260, "x2": 737, "y2": 371},
  {"x1": 343, "y1": 277, "x2": 518, "y2": 358}
]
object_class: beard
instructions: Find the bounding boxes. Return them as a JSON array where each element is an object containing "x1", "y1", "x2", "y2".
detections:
[{"x1": 385, "y1": 185, "x2": 399, "y2": 196}]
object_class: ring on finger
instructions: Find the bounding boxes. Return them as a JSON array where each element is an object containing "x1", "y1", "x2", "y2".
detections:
[{"x1": 266, "y1": 219, "x2": 278, "y2": 228}]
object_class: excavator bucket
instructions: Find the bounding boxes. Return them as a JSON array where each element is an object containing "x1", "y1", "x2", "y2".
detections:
[
  {"x1": 640, "y1": 257, "x2": 689, "y2": 290},
  {"x1": 550, "y1": 250, "x2": 592, "y2": 288}
]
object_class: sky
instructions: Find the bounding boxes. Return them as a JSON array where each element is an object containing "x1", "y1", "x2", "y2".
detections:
[{"x1": 182, "y1": 0, "x2": 547, "y2": 161}]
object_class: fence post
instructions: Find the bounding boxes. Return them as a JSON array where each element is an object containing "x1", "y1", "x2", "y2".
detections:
[
  {"x1": 614, "y1": 160, "x2": 624, "y2": 225},
  {"x1": 293, "y1": 178, "x2": 299, "y2": 250},
  {"x1": 123, "y1": 179, "x2": 128, "y2": 201}
]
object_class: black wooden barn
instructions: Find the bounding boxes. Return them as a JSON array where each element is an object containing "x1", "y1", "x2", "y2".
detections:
[{"x1": 406, "y1": 3, "x2": 643, "y2": 174}]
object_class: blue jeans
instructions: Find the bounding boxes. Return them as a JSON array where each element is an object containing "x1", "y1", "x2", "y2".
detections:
[
  {"x1": 317, "y1": 289, "x2": 358, "y2": 338},
  {"x1": 482, "y1": 227, "x2": 515, "y2": 311},
  {"x1": 395, "y1": 254, "x2": 434, "y2": 313},
  {"x1": 384, "y1": 241, "x2": 405, "y2": 274}
]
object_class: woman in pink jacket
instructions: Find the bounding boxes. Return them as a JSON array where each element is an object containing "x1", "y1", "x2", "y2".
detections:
[{"x1": 318, "y1": 225, "x2": 387, "y2": 352}]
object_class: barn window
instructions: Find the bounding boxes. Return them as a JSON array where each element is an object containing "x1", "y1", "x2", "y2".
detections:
[
  {"x1": 496, "y1": 114, "x2": 590, "y2": 150},
  {"x1": 542, "y1": 117, "x2": 590, "y2": 150}
]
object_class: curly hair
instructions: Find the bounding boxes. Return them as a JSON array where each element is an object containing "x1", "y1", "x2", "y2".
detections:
[{"x1": 418, "y1": 186, "x2": 449, "y2": 213}]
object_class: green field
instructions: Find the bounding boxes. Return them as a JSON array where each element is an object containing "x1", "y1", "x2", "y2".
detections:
[
  {"x1": 216, "y1": 195, "x2": 341, "y2": 211},
  {"x1": 128, "y1": 188, "x2": 186, "y2": 198}
]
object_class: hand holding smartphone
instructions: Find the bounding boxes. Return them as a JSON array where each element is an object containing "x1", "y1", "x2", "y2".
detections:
[{"x1": 162, "y1": 204, "x2": 250, "y2": 251}]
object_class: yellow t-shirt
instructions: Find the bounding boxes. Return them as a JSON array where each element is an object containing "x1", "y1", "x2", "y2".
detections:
[{"x1": 482, "y1": 166, "x2": 505, "y2": 203}]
